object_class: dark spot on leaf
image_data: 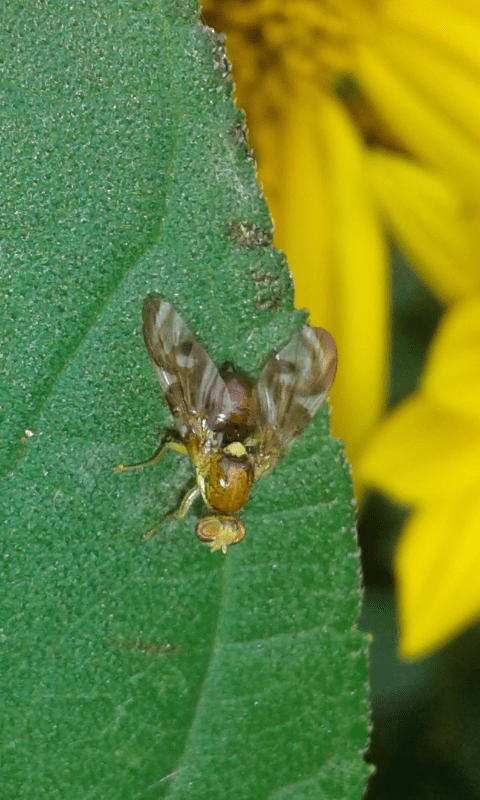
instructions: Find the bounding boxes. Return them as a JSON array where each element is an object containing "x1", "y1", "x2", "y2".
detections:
[
  {"x1": 227, "y1": 220, "x2": 273, "y2": 249},
  {"x1": 249, "y1": 264, "x2": 284, "y2": 310},
  {"x1": 230, "y1": 119, "x2": 255, "y2": 161}
]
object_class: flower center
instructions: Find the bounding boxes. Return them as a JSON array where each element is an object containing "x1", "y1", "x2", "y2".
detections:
[{"x1": 202, "y1": 0, "x2": 377, "y2": 93}]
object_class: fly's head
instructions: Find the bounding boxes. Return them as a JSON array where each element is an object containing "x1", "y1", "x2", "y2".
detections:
[{"x1": 195, "y1": 514, "x2": 246, "y2": 554}]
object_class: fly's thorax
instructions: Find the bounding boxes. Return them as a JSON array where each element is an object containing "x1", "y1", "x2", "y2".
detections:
[
  {"x1": 216, "y1": 362, "x2": 258, "y2": 444},
  {"x1": 205, "y1": 441, "x2": 254, "y2": 514}
]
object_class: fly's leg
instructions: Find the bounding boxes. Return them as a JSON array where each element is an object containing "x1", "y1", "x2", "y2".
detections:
[
  {"x1": 166, "y1": 484, "x2": 202, "y2": 522},
  {"x1": 142, "y1": 485, "x2": 201, "y2": 541},
  {"x1": 114, "y1": 440, "x2": 188, "y2": 474}
]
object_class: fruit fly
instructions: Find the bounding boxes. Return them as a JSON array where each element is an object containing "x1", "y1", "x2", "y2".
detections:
[{"x1": 115, "y1": 296, "x2": 337, "y2": 553}]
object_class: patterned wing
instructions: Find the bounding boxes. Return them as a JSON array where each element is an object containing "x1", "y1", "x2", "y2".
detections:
[
  {"x1": 142, "y1": 297, "x2": 232, "y2": 440},
  {"x1": 254, "y1": 325, "x2": 337, "y2": 472}
]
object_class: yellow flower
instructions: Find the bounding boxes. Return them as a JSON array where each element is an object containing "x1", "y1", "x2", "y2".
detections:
[
  {"x1": 360, "y1": 296, "x2": 480, "y2": 657},
  {"x1": 202, "y1": 0, "x2": 480, "y2": 656}
]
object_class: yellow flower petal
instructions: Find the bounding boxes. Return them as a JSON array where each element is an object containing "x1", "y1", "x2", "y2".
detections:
[
  {"x1": 355, "y1": 15, "x2": 480, "y2": 198},
  {"x1": 422, "y1": 295, "x2": 480, "y2": 422},
  {"x1": 397, "y1": 491, "x2": 480, "y2": 658},
  {"x1": 358, "y1": 395, "x2": 480, "y2": 502},
  {"x1": 368, "y1": 152, "x2": 479, "y2": 302},
  {"x1": 269, "y1": 92, "x2": 388, "y2": 470},
  {"x1": 384, "y1": 0, "x2": 480, "y2": 76}
]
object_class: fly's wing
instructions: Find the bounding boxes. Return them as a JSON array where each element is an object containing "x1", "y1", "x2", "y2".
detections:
[
  {"x1": 142, "y1": 297, "x2": 232, "y2": 441},
  {"x1": 254, "y1": 325, "x2": 337, "y2": 475}
]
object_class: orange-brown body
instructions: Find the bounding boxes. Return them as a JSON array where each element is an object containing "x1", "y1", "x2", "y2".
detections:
[{"x1": 206, "y1": 451, "x2": 254, "y2": 514}]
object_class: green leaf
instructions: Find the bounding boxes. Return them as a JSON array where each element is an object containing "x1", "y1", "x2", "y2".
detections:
[{"x1": 0, "y1": 2, "x2": 369, "y2": 798}]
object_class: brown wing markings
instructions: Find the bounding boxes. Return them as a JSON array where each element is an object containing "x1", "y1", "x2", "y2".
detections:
[
  {"x1": 254, "y1": 325, "x2": 337, "y2": 475},
  {"x1": 142, "y1": 297, "x2": 232, "y2": 437}
]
